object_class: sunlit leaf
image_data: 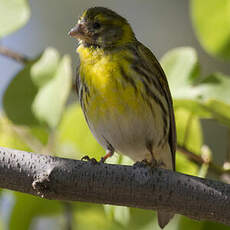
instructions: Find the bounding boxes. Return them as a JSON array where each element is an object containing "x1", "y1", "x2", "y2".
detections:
[
  {"x1": 32, "y1": 55, "x2": 72, "y2": 128},
  {"x1": 161, "y1": 47, "x2": 200, "y2": 98},
  {"x1": 29, "y1": 126, "x2": 49, "y2": 146},
  {"x1": 189, "y1": 73, "x2": 230, "y2": 126},
  {"x1": 202, "y1": 221, "x2": 230, "y2": 230},
  {"x1": 0, "y1": 0, "x2": 30, "y2": 37},
  {"x1": 197, "y1": 73, "x2": 230, "y2": 105},
  {"x1": 9, "y1": 192, "x2": 62, "y2": 230},
  {"x1": 161, "y1": 47, "x2": 230, "y2": 126},
  {"x1": 31, "y1": 48, "x2": 60, "y2": 88},
  {"x1": 73, "y1": 203, "x2": 123, "y2": 230},
  {"x1": 114, "y1": 206, "x2": 130, "y2": 226},
  {"x1": 176, "y1": 153, "x2": 198, "y2": 176},
  {"x1": 0, "y1": 115, "x2": 30, "y2": 150},
  {"x1": 104, "y1": 205, "x2": 130, "y2": 226},
  {"x1": 175, "y1": 108, "x2": 202, "y2": 154},
  {"x1": 177, "y1": 216, "x2": 203, "y2": 230},
  {"x1": 174, "y1": 108, "x2": 201, "y2": 175},
  {"x1": 128, "y1": 208, "x2": 156, "y2": 230},
  {"x1": 57, "y1": 104, "x2": 104, "y2": 159},
  {"x1": 173, "y1": 100, "x2": 211, "y2": 119},
  {"x1": 191, "y1": 0, "x2": 230, "y2": 59},
  {"x1": 205, "y1": 100, "x2": 230, "y2": 126},
  {"x1": 3, "y1": 48, "x2": 71, "y2": 129}
]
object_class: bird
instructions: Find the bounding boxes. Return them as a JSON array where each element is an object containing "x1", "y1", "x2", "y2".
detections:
[{"x1": 69, "y1": 7, "x2": 176, "y2": 229}]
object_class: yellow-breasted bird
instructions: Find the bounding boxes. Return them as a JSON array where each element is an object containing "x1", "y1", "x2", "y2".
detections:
[{"x1": 69, "y1": 7, "x2": 176, "y2": 229}]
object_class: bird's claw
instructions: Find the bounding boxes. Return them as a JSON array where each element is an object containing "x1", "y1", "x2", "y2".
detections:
[
  {"x1": 133, "y1": 159, "x2": 160, "y2": 168},
  {"x1": 81, "y1": 155, "x2": 98, "y2": 164},
  {"x1": 100, "y1": 157, "x2": 106, "y2": 163},
  {"x1": 150, "y1": 159, "x2": 158, "y2": 168},
  {"x1": 133, "y1": 159, "x2": 151, "y2": 168}
]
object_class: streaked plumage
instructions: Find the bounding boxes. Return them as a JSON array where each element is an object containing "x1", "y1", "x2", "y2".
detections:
[{"x1": 69, "y1": 7, "x2": 176, "y2": 228}]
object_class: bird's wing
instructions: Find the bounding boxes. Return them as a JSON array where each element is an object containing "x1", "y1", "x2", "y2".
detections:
[{"x1": 136, "y1": 43, "x2": 176, "y2": 170}]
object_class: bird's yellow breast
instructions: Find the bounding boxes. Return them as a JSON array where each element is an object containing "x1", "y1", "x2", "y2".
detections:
[
  {"x1": 78, "y1": 45, "x2": 121, "y2": 90},
  {"x1": 77, "y1": 45, "x2": 144, "y2": 121}
]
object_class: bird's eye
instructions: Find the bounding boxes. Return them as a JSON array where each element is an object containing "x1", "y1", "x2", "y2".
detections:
[{"x1": 93, "y1": 22, "x2": 101, "y2": 30}]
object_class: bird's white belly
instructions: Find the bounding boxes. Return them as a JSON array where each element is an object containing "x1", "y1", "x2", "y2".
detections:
[{"x1": 87, "y1": 109, "x2": 163, "y2": 161}]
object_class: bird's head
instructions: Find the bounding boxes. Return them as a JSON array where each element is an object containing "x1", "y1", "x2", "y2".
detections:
[{"x1": 69, "y1": 7, "x2": 136, "y2": 48}]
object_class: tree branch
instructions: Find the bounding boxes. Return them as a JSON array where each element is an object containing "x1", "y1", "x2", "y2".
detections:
[
  {"x1": 177, "y1": 145, "x2": 230, "y2": 175},
  {"x1": 0, "y1": 146, "x2": 230, "y2": 226},
  {"x1": 0, "y1": 46, "x2": 28, "y2": 64}
]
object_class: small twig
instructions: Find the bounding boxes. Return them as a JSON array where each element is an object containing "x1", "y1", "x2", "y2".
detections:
[
  {"x1": 177, "y1": 145, "x2": 230, "y2": 175},
  {"x1": 0, "y1": 46, "x2": 29, "y2": 64},
  {"x1": 177, "y1": 145, "x2": 204, "y2": 165}
]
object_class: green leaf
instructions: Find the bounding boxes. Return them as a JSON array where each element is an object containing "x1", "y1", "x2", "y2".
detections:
[
  {"x1": 73, "y1": 203, "x2": 123, "y2": 230},
  {"x1": 190, "y1": 73, "x2": 230, "y2": 125},
  {"x1": 202, "y1": 221, "x2": 230, "y2": 230},
  {"x1": 128, "y1": 208, "x2": 156, "y2": 230},
  {"x1": 31, "y1": 48, "x2": 60, "y2": 88},
  {"x1": 3, "y1": 59, "x2": 40, "y2": 126},
  {"x1": 57, "y1": 104, "x2": 104, "y2": 159},
  {"x1": 205, "y1": 100, "x2": 230, "y2": 126},
  {"x1": 29, "y1": 126, "x2": 49, "y2": 145},
  {"x1": 191, "y1": 0, "x2": 230, "y2": 59},
  {"x1": 174, "y1": 108, "x2": 201, "y2": 175},
  {"x1": 32, "y1": 55, "x2": 72, "y2": 128},
  {"x1": 104, "y1": 205, "x2": 130, "y2": 226},
  {"x1": 9, "y1": 192, "x2": 62, "y2": 230},
  {"x1": 178, "y1": 216, "x2": 203, "y2": 230},
  {"x1": 113, "y1": 206, "x2": 130, "y2": 226},
  {"x1": 174, "y1": 100, "x2": 211, "y2": 118},
  {"x1": 175, "y1": 108, "x2": 202, "y2": 153},
  {"x1": 197, "y1": 73, "x2": 230, "y2": 104},
  {"x1": 0, "y1": 115, "x2": 31, "y2": 151},
  {"x1": 176, "y1": 153, "x2": 198, "y2": 176},
  {"x1": 3, "y1": 48, "x2": 71, "y2": 128},
  {"x1": 0, "y1": 0, "x2": 30, "y2": 37},
  {"x1": 161, "y1": 47, "x2": 230, "y2": 126},
  {"x1": 161, "y1": 47, "x2": 200, "y2": 99}
]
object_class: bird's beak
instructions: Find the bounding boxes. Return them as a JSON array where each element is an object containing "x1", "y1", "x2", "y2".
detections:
[{"x1": 68, "y1": 24, "x2": 85, "y2": 39}]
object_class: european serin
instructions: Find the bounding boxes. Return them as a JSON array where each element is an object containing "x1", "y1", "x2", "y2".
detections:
[{"x1": 69, "y1": 7, "x2": 176, "y2": 229}]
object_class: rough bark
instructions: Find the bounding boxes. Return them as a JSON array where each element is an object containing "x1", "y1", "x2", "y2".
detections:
[{"x1": 0, "y1": 146, "x2": 229, "y2": 226}]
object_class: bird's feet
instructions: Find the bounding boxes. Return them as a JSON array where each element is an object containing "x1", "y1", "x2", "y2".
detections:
[
  {"x1": 133, "y1": 159, "x2": 151, "y2": 168},
  {"x1": 100, "y1": 150, "x2": 113, "y2": 163},
  {"x1": 133, "y1": 159, "x2": 159, "y2": 168},
  {"x1": 81, "y1": 155, "x2": 98, "y2": 165},
  {"x1": 150, "y1": 158, "x2": 159, "y2": 168},
  {"x1": 81, "y1": 150, "x2": 114, "y2": 164}
]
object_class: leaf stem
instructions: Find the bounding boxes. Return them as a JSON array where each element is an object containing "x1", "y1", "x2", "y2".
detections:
[
  {"x1": 177, "y1": 145, "x2": 230, "y2": 175},
  {"x1": 0, "y1": 46, "x2": 29, "y2": 64}
]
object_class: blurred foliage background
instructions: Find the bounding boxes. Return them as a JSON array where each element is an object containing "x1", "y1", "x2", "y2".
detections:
[{"x1": 1, "y1": 0, "x2": 230, "y2": 229}]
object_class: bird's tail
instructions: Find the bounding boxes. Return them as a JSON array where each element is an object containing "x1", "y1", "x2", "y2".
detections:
[
  {"x1": 157, "y1": 211, "x2": 174, "y2": 229},
  {"x1": 157, "y1": 143, "x2": 175, "y2": 229}
]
